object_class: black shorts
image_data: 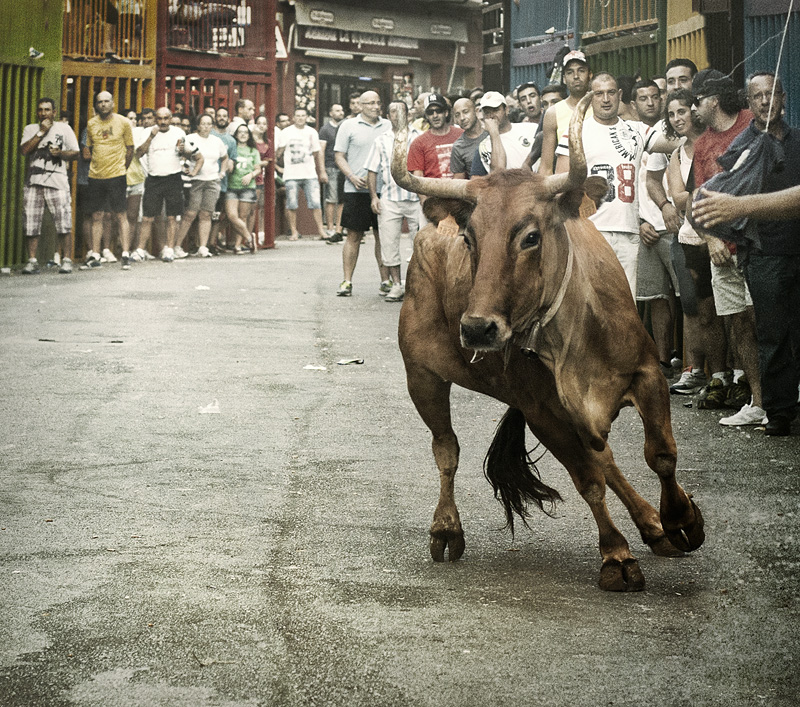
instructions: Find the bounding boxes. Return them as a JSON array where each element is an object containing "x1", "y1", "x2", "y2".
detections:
[
  {"x1": 86, "y1": 176, "x2": 127, "y2": 214},
  {"x1": 143, "y1": 173, "x2": 185, "y2": 218},
  {"x1": 681, "y1": 242, "x2": 714, "y2": 301},
  {"x1": 341, "y1": 192, "x2": 378, "y2": 233}
]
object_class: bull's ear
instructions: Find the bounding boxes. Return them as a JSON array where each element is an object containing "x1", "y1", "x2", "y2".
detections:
[
  {"x1": 422, "y1": 197, "x2": 475, "y2": 228},
  {"x1": 584, "y1": 176, "x2": 608, "y2": 208},
  {"x1": 556, "y1": 187, "x2": 586, "y2": 217}
]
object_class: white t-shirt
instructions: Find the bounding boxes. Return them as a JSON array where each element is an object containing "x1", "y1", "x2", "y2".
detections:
[
  {"x1": 476, "y1": 122, "x2": 538, "y2": 173},
  {"x1": 277, "y1": 125, "x2": 321, "y2": 181},
  {"x1": 559, "y1": 117, "x2": 643, "y2": 234},
  {"x1": 143, "y1": 126, "x2": 187, "y2": 176},
  {"x1": 185, "y1": 132, "x2": 228, "y2": 181},
  {"x1": 21, "y1": 122, "x2": 79, "y2": 192},
  {"x1": 629, "y1": 119, "x2": 669, "y2": 230}
]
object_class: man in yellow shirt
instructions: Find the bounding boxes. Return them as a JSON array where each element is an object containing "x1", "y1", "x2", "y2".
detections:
[{"x1": 82, "y1": 91, "x2": 134, "y2": 269}]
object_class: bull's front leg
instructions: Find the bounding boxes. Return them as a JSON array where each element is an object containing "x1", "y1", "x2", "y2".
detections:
[
  {"x1": 632, "y1": 367, "x2": 705, "y2": 552},
  {"x1": 430, "y1": 431, "x2": 464, "y2": 562}
]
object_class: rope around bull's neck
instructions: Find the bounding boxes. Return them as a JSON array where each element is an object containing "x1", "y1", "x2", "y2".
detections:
[{"x1": 519, "y1": 232, "x2": 575, "y2": 353}]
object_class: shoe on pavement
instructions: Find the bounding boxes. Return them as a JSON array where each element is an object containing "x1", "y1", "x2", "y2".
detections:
[
  {"x1": 101, "y1": 248, "x2": 117, "y2": 263},
  {"x1": 697, "y1": 376, "x2": 731, "y2": 410},
  {"x1": 719, "y1": 402, "x2": 767, "y2": 426},
  {"x1": 670, "y1": 368, "x2": 708, "y2": 395},
  {"x1": 21, "y1": 258, "x2": 40, "y2": 274},
  {"x1": 765, "y1": 417, "x2": 792, "y2": 436},
  {"x1": 81, "y1": 252, "x2": 102, "y2": 269},
  {"x1": 161, "y1": 247, "x2": 174, "y2": 262},
  {"x1": 336, "y1": 280, "x2": 353, "y2": 297},
  {"x1": 198, "y1": 245, "x2": 212, "y2": 258},
  {"x1": 129, "y1": 250, "x2": 143, "y2": 262},
  {"x1": 385, "y1": 282, "x2": 404, "y2": 302},
  {"x1": 326, "y1": 232, "x2": 343, "y2": 244},
  {"x1": 58, "y1": 258, "x2": 73, "y2": 274},
  {"x1": 121, "y1": 252, "x2": 132, "y2": 270},
  {"x1": 379, "y1": 280, "x2": 392, "y2": 296},
  {"x1": 173, "y1": 245, "x2": 189, "y2": 259},
  {"x1": 136, "y1": 247, "x2": 155, "y2": 261}
]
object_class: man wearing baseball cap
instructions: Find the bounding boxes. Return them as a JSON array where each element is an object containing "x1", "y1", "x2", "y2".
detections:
[
  {"x1": 540, "y1": 49, "x2": 593, "y2": 175},
  {"x1": 470, "y1": 91, "x2": 537, "y2": 176},
  {"x1": 407, "y1": 93, "x2": 463, "y2": 185}
]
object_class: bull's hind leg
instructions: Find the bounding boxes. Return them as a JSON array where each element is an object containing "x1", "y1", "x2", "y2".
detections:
[
  {"x1": 632, "y1": 368, "x2": 705, "y2": 552},
  {"x1": 528, "y1": 419, "x2": 645, "y2": 591},
  {"x1": 407, "y1": 369, "x2": 464, "y2": 562}
]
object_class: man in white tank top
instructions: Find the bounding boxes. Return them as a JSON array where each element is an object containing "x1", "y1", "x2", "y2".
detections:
[{"x1": 555, "y1": 72, "x2": 644, "y2": 299}]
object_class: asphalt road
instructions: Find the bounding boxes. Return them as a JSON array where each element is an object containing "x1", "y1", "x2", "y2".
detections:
[{"x1": 1, "y1": 237, "x2": 798, "y2": 706}]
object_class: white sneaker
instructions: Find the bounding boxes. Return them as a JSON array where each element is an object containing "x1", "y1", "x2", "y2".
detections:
[
  {"x1": 136, "y1": 247, "x2": 155, "y2": 261},
  {"x1": 161, "y1": 246, "x2": 174, "y2": 262},
  {"x1": 719, "y1": 403, "x2": 768, "y2": 426},
  {"x1": 384, "y1": 282, "x2": 404, "y2": 302},
  {"x1": 197, "y1": 245, "x2": 211, "y2": 258},
  {"x1": 173, "y1": 245, "x2": 188, "y2": 259},
  {"x1": 130, "y1": 250, "x2": 143, "y2": 262},
  {"x1": 101, "y1": 248, "x2": 117, "y2": 263}
]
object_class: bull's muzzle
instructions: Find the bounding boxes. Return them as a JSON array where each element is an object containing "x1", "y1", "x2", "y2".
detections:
[{"x1": 460, "y1": 315, "x2": 510, "y2": 351}]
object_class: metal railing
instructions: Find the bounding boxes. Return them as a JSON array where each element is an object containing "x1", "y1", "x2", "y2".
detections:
[
  {"x1": 63, "y1": 0, "x2": 153, "y2": 62},
  {"x1": 167, "y1": 0, "x2": 259, "y2": 54},
  {"x1": 582, "y1": 0, "x2": 658, "y2": 36}
]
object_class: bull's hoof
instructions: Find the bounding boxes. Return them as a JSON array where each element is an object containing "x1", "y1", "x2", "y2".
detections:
[
  {"x1": 599, "y1": 558, "x2": 645, "y2": 592},
  {"x1": 664, "y1": 498, "x2": 705, "y2": 553},
  {"x1": 430, "y1": 530, "x2": 465, "y2": 562},
  {"x1": 648, "y1": 535, "x2": 685, "y2": 558}
]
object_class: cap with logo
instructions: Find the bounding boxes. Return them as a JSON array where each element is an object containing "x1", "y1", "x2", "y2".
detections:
[
  {"x1": 478, "y1": 91, "x2": 507, "y2": 109},
  {"x1": 424, "y1": 93, "x2": 448, "y2": 112}
]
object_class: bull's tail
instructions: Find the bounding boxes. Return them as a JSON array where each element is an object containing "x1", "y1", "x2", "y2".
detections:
[{"x1": 484, "y1": 407, "x2": 562, "y2": 534}]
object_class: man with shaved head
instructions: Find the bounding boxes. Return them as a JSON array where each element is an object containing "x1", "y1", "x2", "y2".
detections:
[
  {"x1": 449, "y1": 97, "x2": 486, "y2": 180},
  {"x1": 333, "y1": 90, "x2": 391, "y2": 297},
  {"x1": 135, "y1": 107, "x2": 200, "y2": 263},
  {"x1": 82, "y1": 91, "x2": 134, "y2": 269}
]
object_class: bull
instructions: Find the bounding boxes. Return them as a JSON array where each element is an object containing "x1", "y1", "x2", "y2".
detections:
[{"x1": 391, "y1": 94, "x2": 704, "y2": 591}]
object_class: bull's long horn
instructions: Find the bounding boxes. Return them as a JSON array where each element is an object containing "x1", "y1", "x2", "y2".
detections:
[
  {"x1": 390, "y1": 107, "x2": 473, "y2": 201},
  {"x1": 543, "y1": 92, "x2": 591, "y2": 195}
]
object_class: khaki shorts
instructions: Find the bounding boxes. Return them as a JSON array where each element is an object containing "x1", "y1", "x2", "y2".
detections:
[
  {"x1": 187, "y1": 179, "x2": 221, "y2": 213},
  {"x1": 600, "y1": 230, "x2": 639, "y2": 301},
  {"x1": 710, "y1": 254, "x2": 752, "y2": 316}
]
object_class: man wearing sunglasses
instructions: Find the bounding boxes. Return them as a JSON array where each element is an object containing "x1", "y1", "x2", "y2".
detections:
[{"x1": 407, "y1": 93, "x2": 463, "y2": 187}]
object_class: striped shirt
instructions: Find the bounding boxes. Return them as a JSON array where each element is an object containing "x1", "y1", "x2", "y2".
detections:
[{"x1": 365, "y1": 128, "x2": 420, "y2": 202}]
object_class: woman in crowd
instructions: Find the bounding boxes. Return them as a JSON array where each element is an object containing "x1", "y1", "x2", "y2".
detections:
[
  {"x1": 177, "y1": 114, "x2": 230, "y2": 258},
  {"x1": 226, "y1": 123, "x2": 261, "y2": 254},
  {"x1": 664, "y1": 88, "x2": 714, "y2": 395},
  {"x1": 249, "y1": 114, "x2": 273, "y2": 246}
]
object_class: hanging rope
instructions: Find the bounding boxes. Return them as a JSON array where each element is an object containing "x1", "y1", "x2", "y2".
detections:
[{"x1": 765, "y1": 0, "x2": 794, "y2": 132}]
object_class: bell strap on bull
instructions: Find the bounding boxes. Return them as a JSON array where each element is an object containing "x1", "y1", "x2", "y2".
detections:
[{"x1": 517, "y1": 233, "x2": 574, "y2": 355}]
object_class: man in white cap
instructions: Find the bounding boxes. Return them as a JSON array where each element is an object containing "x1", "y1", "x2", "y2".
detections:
[
  {"x1": 539, "y1": 49, "x2": 593, "y2": 175},
  {"x1": 469, "y1": 91, "x2": 537, "y2": 176}
]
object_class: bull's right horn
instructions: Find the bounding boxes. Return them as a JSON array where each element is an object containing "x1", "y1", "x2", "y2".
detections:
[
  {"x1": 543, "y1": 92, "x2": 591, "y2": 196},
  {"x1": 391, "y1": 105, "x2": 474, "y2": 201}
]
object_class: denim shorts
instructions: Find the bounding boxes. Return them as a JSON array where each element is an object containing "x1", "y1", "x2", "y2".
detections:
[
  {"x1": 225, "y1": 187, "x2": 257, "y2": 203},
  {"x1": 285, "y1": 178, "x2": 322, "y2": 210}
]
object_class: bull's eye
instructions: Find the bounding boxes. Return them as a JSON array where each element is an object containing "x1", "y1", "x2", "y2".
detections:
[{"x1": 521, "y1": 230, "x2": 541, "y2": 249}]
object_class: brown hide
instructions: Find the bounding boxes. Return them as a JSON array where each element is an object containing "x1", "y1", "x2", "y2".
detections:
[{"x1": 409, "y1": 169, "x2": 652, "y2": 450}]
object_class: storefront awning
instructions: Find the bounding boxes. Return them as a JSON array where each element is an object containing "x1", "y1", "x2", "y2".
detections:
[{"x1": 295, "y1": 2, "x2": 469, "y2": 45}]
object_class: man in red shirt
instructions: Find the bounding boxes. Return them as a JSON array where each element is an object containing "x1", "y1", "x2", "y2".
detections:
[
  {"x1": 690, "y1": 69, "x2": 762, "y2": 423},
  {"x1": 407, "y1": 93, "x2": 463, "y2": 185}
]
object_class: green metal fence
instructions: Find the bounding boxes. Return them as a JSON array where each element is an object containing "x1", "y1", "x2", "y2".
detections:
[{"x1": 1, "y1": 64, "x2": 43, "y2": 268}]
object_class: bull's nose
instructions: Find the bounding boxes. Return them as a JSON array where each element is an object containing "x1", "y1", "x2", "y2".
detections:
[{"x1": 460, "y1": 316, "x2": 501, "y2": 350}]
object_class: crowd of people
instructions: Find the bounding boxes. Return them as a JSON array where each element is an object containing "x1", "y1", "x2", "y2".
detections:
[{"x1": 19, "y1": 52, "x2": 799, "y2": 434}]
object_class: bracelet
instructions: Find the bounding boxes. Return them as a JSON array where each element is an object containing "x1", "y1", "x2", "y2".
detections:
[{"x1": 657, "y1": 200, "x2": 669, "y2": 210}]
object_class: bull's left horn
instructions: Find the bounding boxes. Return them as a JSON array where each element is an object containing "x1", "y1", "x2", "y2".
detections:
[
  {"x1": 543, "y1": 92, "x2": 591, "y2": 196},
  {"x1": 391, "y1": 105, "x2": 474, "y2": 201}
]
